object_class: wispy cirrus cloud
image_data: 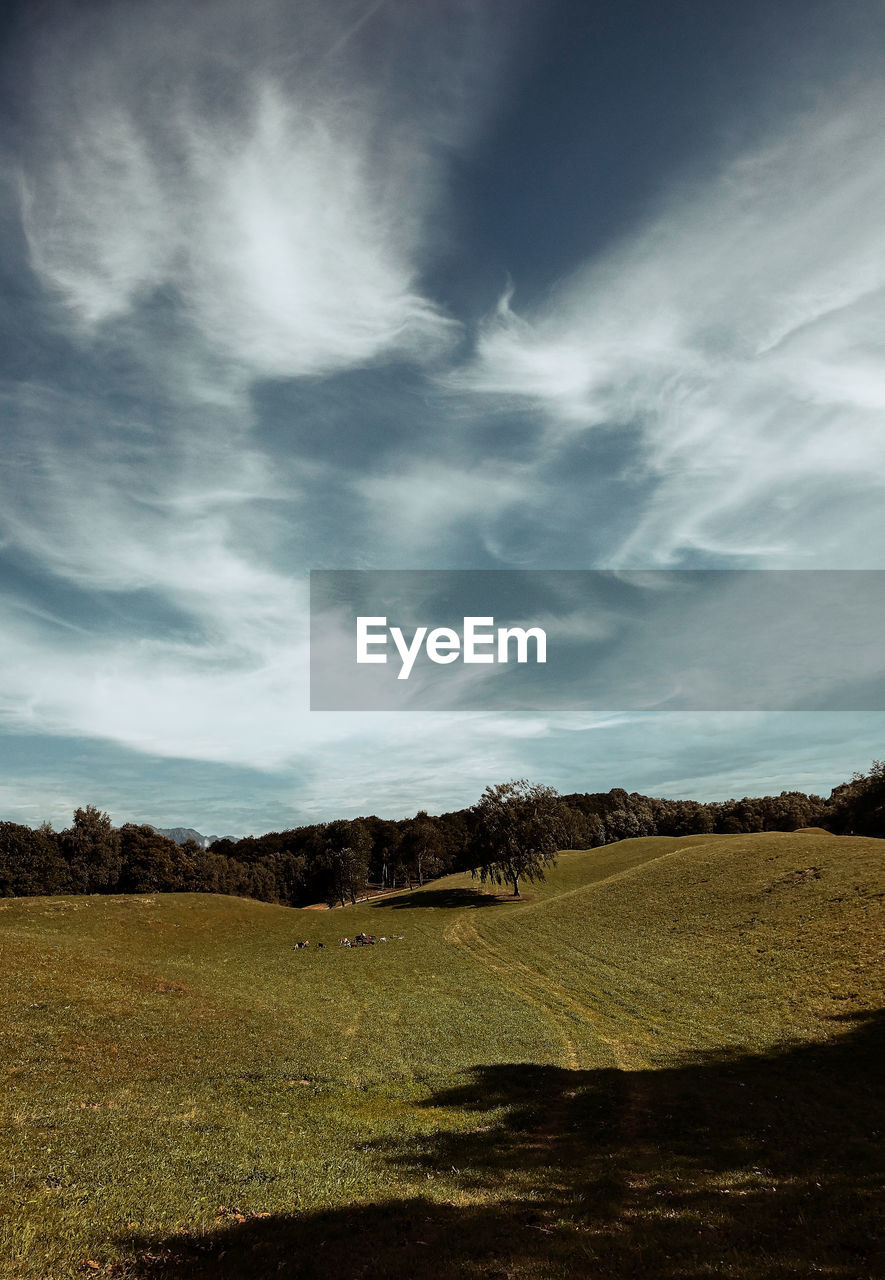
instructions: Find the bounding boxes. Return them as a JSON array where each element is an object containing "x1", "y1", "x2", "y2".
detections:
[
  {"x1": 0, "y1": 0, "x2": 533, "y2": 786},
  {"x1": 454, "y1": 86, "x2": 885, "y2": 567},
  {"x1": 17, "y1": 0, "x2": 512, "y2": 381}
]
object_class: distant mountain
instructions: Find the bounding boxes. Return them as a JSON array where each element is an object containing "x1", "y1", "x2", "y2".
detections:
[{"x1": 151, "y1": 826, "x2": 220, "y2": 849}]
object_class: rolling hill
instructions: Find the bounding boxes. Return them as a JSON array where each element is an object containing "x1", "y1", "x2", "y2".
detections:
[{"x1": 0, "y1": 831, "x2": 881, "y2": 1278}]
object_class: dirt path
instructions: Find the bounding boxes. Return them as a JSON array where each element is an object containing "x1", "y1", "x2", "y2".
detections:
[{"x1": 302, "y1": 885, "x2": 417, "y2": 910}]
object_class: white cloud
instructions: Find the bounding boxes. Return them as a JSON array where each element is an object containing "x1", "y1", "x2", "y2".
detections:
[
  {"x1": 455, "y1": 89, "x2": 885, "y2": 567},
  {"x1": 175, "y1": 78, "x2": 458, "y2": 377},
  {"x1": 17, "y1": 0, "x2": 497, "y2": 379},
  {"x1": 20, "y1": 106, "x2": 173, "y2": 327},
  {"x1": 4, "y1": 0, "x2": 546, "y2": 782},
  {"x1": 355, "y1": 459, "x2": 532, "y2": 558},
  {"x1": 1, "y1": 0, "x2": 521, "y2": 772}
]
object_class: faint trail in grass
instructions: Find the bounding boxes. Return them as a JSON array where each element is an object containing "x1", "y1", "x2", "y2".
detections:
[
  {"x1": 442, "y1": 846, "x2": 671, "y2": 1150},
  {"x1": 447, "y1": 911, "x2": 647, "y2": 1076},
  {"x1": 445, "y1": 909, "x2": 655, "y2": 1173},
  {"x1": 484, "y1": 841, "x2": 718, "y2": 1060},
  {"x1": 452, "y1": 907, "x2": 654, "y2": 1071},
  {"x1": 445, "y1": 913, "x2": 581, "y2": 1069}
]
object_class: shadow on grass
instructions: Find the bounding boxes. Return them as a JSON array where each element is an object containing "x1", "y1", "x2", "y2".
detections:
[
  {"x1": 119, "y1": 1010, "x2": 885, "y2": 1279},
  {"x1": 370, "y1": 887, "x2": 507, "y2": 910}
]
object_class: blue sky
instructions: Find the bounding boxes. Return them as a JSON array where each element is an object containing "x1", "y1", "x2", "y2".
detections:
[{"x1": 2, "y1": 0, "x2": 885, "y2": 833}]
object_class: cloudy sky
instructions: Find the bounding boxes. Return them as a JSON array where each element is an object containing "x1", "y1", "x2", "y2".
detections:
[{"x1": 3, "y1": 0, "x2": 885, "y2": 833}]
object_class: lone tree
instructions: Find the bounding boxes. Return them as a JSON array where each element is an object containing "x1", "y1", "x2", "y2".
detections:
[{"x1": 470, "y1": 779, "x2": 568, "y2": 898}]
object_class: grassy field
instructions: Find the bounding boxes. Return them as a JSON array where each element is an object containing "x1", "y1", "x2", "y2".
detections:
[{"x1": 0, "y1": 831, "x2": 882, "y2": 1278}]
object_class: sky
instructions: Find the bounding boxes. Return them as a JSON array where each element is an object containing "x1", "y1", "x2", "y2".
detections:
[{"x1": 2, "y1": 0, "x2": 885, "y2": 834}]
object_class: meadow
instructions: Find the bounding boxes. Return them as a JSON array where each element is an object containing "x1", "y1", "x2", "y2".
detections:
[{"x1": 0, "y1": 830, "x2": 882, "y2": 1278}]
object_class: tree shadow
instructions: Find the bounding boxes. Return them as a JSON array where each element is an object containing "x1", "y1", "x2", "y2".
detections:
[
  {"x1": 117, "y1": 1010, "x2": 885, "y2": 1278},
  {"x1": 371, "y1": 887, "x2": 507, "y2": 910}
]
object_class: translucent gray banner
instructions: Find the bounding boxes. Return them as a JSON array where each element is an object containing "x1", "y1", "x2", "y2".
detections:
[{"x1": 309, "y1": 570, "x2": 885, "y2": 711}]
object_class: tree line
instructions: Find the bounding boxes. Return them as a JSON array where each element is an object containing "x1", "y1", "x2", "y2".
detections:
[{"x1": 0, "y1": 760, "x2": 882, "y2": 908}]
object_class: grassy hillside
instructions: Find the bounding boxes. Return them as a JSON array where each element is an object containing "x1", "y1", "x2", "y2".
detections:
[{"x1": 0, "y1": 831, "x2": 881, "y2": 1278}]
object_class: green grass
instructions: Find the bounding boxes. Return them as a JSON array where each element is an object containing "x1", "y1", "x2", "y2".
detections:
[{"x1": 0, "y1": 832, "x2": 882, "y2": 1278}]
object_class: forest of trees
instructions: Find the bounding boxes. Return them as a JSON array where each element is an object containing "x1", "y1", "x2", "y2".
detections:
[{"x1": 0, "y1": 760, "x2": 881, "y2": 908}]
